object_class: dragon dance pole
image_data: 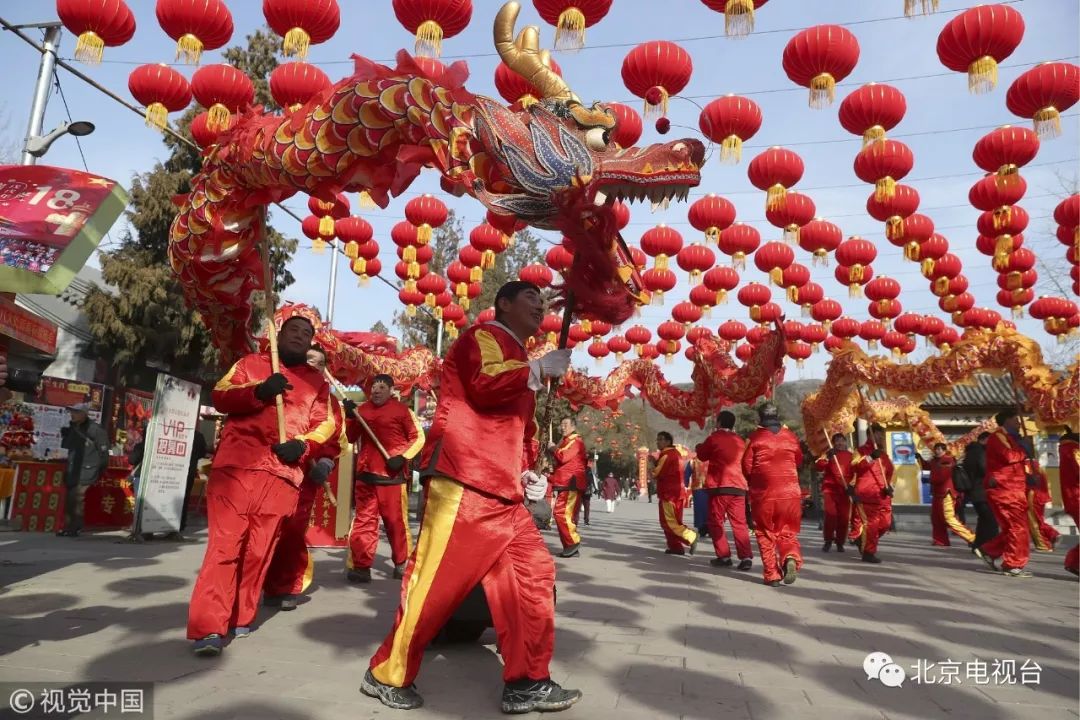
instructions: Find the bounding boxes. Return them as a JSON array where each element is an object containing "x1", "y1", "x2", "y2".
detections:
[
  {"x1": 257, "y1": 210, "x2": 288, "y2": 445},
  {"x1": 537, "y1": 291, "x2": 576, "y2": 462}
]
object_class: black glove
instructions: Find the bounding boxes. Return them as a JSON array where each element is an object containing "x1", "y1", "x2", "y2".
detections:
[
  {"x1": 385, "y1": 455, "x2": 407, "y2": 474},
  {"x1": 342, "y1": 398, "x2": 357, "y2": 415},
  {"x1": 272, "y1": 439, "x2": 306, "y2": 464},
  {"x1": 870, "y1": 449, "x2": 884, "y2": 460},
  {"x1": 881, "y1": 485, "x2": 894, "y2": 498},
  {"x1": 845, "y1": 484, "x2": 856, "y2": 498},
  {"x1": 308, "y1": 458, "x2": 334, "y2": 485},
  {"x1": 1025, "y1": 474, "x2": 1039, "y2": 489},
  {"x1": 826, "y1": 447, "x2": 838, "y2": 458},
  {"x1": 255, "y1": 373, "x2": 292, "y2": 402}
]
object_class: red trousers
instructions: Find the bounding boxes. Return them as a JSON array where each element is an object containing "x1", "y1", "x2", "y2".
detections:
[
  {"x1": 1027, "y1": 490, "x2": 1059, "y2": 551},
  {"x1": 981, "y1": 487, "x2": 1030, "y2": 571},
  {"x1": 188, "y1": 468, "x2": 298, "y2": 639},
  {"x1": 1063, "y1": 481, "x2": 1079, "y2": 573},
  {"x1": 931, "y1": 493, "x2": 975, "y2": 546},
  {"x1": 658, "y1": 495, "x2": 696, "y2": 552},
  {"x1": 853, "y1": 501, "x2": 890, "y2": 555},
  {"x1": 708, "y1": 494, "x2": 752, "y2": 560},
  {"x1": 822, "y1": 490, "x2": 850, "y2": 545},
  {"x1": 263, "y1": 480, "x2": 319, "y2": 597},
  {"x1": 750, "y1": 495, "x2": 802, "y2": 583},
  {"x1": 348, "y1": 482, "x2": 413, "y2": 569},
  {"x1": 554, "y1": 489, "x2": 582, "y2": 549},
  {"x1": 369, "y1": 477, "x2": 555, "y2": 687}
]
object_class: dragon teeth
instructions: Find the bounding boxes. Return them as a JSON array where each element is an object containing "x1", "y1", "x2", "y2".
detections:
[{"x1": 593, "y1": 190, "x2": 608, "y2": 207}]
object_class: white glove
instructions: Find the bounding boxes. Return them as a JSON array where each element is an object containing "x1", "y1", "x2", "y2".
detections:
[
  {"x1": 528, "y1": 349, "x2": 571, "y2": 390},
  {"x1": 522, "y1": 471, "x2": 547, "y2": 502}
]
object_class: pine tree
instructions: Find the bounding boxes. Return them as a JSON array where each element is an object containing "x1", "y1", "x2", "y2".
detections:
[{"x1": 82, "y1": 29, "x2": 297, "y2": 388}]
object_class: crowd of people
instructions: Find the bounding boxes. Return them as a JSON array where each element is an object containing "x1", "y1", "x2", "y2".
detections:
[{"x1": 0, "y1": 237, "x2": 60, "y2": 273}]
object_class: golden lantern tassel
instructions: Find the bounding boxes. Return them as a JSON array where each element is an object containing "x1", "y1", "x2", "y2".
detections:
[
  {"x1": 1012, "y1": 305, "x2": 1024, "y2": 319},
  {"x1": 415, "y1": 20, "x2": 445, "y2": 58},
  {"x1": 823, "y1": 319, "x2": 832, "y2": 331},
  {"x1": 351, "y1": 258, "x2": 367, "y2": 275},
  {"x1": 703, "y1": 306, "x2": 713, "y2": 318},
  {"x1": 1006, "y1": 271, "x2": 1021, "y2": 291},
  {"x1": 994, "y1": 165, "x2": 1020, "y2": 189},
  {"x1": 469, "y1": 266, "x2": 483, "y2": 283},
  {"x1": 519, "y1": 94, "x2": 538, "y2": 108},
  {"x1": 74, "y1": 31, "x2": 105, "y2": 64},
  {"x1": 705, "y1": 227, "x2": 720, "y2": 244},
  {"x1": 207, "y1": 103, "x2": 231, "y2": 132},
  {"x1": 720, "y1": 135, "x2": 743, "y2": 164},
  {"x1": 405, "y1": 279, "x2": 417, "y2": 292},
  {"x1": 850, "y1": 265, "x2": 865, "y2": 284},
  {"x1": 555, "y1": 7, "x2": 587, "y2": 51},
  {"x1": 318, "y1": 216, "x2": 335, "y2": 236},
  {"x1": 358, "y1": 191, "x2": 377, "y2": 209},
  {"x1": 993, "y1": 236, "x2": 1013, "y2": 268},
  {"x1": 644, "y1": 87, "x2": 669, "y2": 118},
  {"x1": 282, "y1": 27, "x2": 312, "y2": 58},
  {"x1": 651, "y1": 290, "x2": 665, "y2": 306},
  {"x1": 176, "y1": 33, "x2": 205, "y2": 64},
  {"x1": 665, "y1": 353, "x2": 674, "y2": 365},
  {"x1": 766, "y1": 184, "x2": 786, "y2": 211},
  {"x1": 312, "y1": 238, "x2": 327, "y2": 254},
  {"x1": 615, "y1": 352, "x2": 624, "y2": 362},
  {"x1": 904, "y1": 242, "x2": 920, "y2": 262},
  {"x1": 481, "y1": 249, "x2": 495, "y2": 270},
  {"x1": 403, "y1": 245, "x2": 417, "y2": 263},
  {"x1": 455, "y1": 282, "x2": 467, "y2": 298},
  {"x1": 769, "y1": 267, "x2": 783, "y2": 286},
  {"x1": 716, "y1": 289, "x2": 728, "y2": 305},
  {"x1": 848, "y1": 283, "x2": 863, "y2": 299},
  {"x1": 923, "y1": 258, "x2": 939, "y2": 278},
  {"x1": 1033, "y1": 106, "x2": 1063, "y2": 139},
  {"x1": 968, "y1": 55, "x2": 999, "y2": 94},
  {"x1": 655, "y1": 255, "x2": 668, "y2": 270},
  {"x1": 425, "y1": 293, "x2": 437, "y2": 308},
  {"x1": 868, "y1": 339, "x2": 878, "y2": 350},
  {"x1": 724, "y1": 0, "x2": 756, "y2": 37},
  {"x1": 358, "y1": 274, "x2": 370, "y2": 287},
  {"x1": 549, "y1": 332, "x2": 558, "y2": 346},
  {"x1": 934, "y1": 276, "x2": 948, "y2": 295},
  {"x1": 344, "y1": 242, "x2": 359, "y2": 259},
  {"x1": 406, "y1": 304, "x2": 417, "y2": 317},
  {"x1": 862, "y1": 125, "x2": 886, "y2": 147},
  {"x1": 144, "y1": 102, "x2": 169, "y2": 130},
  {"x1": 809, "y1": 73, "x2": 837, "y2": 109},
  {"x1": 802, "y1": 304, "x2": 812, "y2": 318},
  {"x1": 461, "y1": 297, "x2": 470, "y2": 311},
  {"x1": 690, "y1": 270, "x2": 702, "y2": 286},
  {"x1": 875, "y1": 176, "x2": 897, "y2": 201},
  {"x1": 581, "y1": 319, "x2": 592, "y2": 334},
  {"x1": 786, "y1": 286, "x2": 799, "y2": 303},
  {"x1": 886, "y1": 217, "x2": 904, "y2": 241},
  {"x1": 812, "y1": 250, "x2": 828, "y2": 267},
  {"x1": 796, "y1": 358, "x2": 805, "y2": 369},
  {"x1": 749, "y1": 306, "x2": 762, "y2": 323},
  {"x1": 784, "y1": 225, "x2": 799, "y2": 245},
  {"x1": 416, "y1": 224, "x2": 432, "y2": 244},
  {"x1": 407, "y1": 261, "x2": 420, "y2": 278},
  {"x1": 733, "y1": 252, "x2": 746, "y2": 270}
]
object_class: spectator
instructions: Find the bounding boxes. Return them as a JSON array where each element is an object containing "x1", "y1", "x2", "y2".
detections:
[
  {"x1": 601, "y1": 473, "x2": 619, "y2": 512},
  {"x1": 58, "y1": 403, "x2": 110, "y2": 537},
  {"x1": 961, "y1": 431, "x2": 999, "y2": 558}
]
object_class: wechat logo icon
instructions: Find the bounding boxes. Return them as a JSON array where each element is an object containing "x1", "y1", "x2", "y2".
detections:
[{"x1": 864, "y1": 652, "x2": 906, "y2": 688}]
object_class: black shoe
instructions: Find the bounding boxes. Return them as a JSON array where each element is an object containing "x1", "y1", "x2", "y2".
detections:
[
  {"x1": 558, "y1": 544, "x2": 580, "y2": 558},
  {"x1": 861, "y1": 552, "x2": 882, "y2": 564},
  {"x1": 501, "y1": 679, "x2": 582, "y2": 714},
  {"x1": 347, "y1": 568, "x2": 372, "y2": 584},
  {"x1": 360, "y1": 670, "x2": 423, "y2": 710},
  {"x1": 737, "y1": 559, "x2": 753, "y2": 571},
  {"x1": 836, "y1": 543, "x2": 845, "y2": 553},
  {"x1": 393, "y1": 563, "x2": 407, "y2": 580},
  {"x1": 782, "y1": 557, "x2": 798, "y2": 585},
  {"x1": 264, "y1": 595, "x2": 298, "y2": 611},
  {"x1": 664, "y1": 548, "x2": 685, "y2": 555},
  {"x1": 710, "y1": 557, "x2": 734, "y2": 567},
  {"x1": 822, "y1": 540, "x2": 832, "y2": 552}
]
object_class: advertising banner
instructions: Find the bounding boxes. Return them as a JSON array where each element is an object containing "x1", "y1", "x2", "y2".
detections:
[{"x1": 135, "y1": 374, "x2": 201, "y2": 534}]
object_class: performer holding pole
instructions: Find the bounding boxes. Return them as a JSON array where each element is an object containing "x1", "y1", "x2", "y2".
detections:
[
  {"x1": 851, "y1": 422, "x2": 894, "y2": 564},
  {"x1": 695, "y1": 411, "x2": 752, "y2": 570},
  {"x1": 549, "y1": 416, "x2": 587, "y2": 558},
  {"x1": 977, "y1": 408, "x2": 1038, "y2": 577},
  {"x1": 815, "y1": 431, "x2": 854, "y2": 553}
]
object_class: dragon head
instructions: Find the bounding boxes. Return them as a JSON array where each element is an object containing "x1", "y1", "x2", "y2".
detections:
[{"x1": 466, "y1": 2, "x2": 705, "y2": 230}]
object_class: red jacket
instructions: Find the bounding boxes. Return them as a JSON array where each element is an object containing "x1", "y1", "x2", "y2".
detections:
[
  {"x1": 652, "y1": 446, "x2": 684, "y2": 500},
  {"x1": 815, "y1": 450, "x2": 853, "y2": 494},
  {"x1": 310, "y1": 396, "x2": 348, "y2": 465},
  {"x1": 550, "y1": 432, "x2": 587, "y2": 491},
  {"x1": 985, "y1": 428, "x2": 1029, "y2": 492},
  {"x1": 347, "y1": 397, "x2": 425, "y2": 484},
  {"x1": 853, "y1": 441, "x2": 894, "y2": 503},
  {"x1": 211, "y1": 353, "x2": 336, "y2": 487},
  {"x1": 419, "y1": 322, "x2": 537, "y2": 503},
  {"x1": 1058, "y1": 437, "x2": 1078, "y2": 494},
  {"x1": 919, "y1": 454, "x2": 957, "y2": 497},
  {"x1": 695, "y1": 430, "x2": 747, "y2": 493},
  {"x1": 741, "y1": 426, "x2": 803, "y2": 499}
]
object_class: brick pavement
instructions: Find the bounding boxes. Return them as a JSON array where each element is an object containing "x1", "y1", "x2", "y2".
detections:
[{"x1": 0, "y1": 498, "x2": 1076, "y2": 720}]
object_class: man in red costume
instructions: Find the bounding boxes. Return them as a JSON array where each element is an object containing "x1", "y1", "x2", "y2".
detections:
[
  {"x1": 188, "y1": 309, "x2": 336, "y2": 656},
  {"x1": 919, "y1": 443, "x2": 975, "y2": 547},
  {"x1": 653, "y1": 432, "x2": 699, "y2": 556},
  {"x1": 695, "y1": 411, "x2": 752, "y2": 570},
  {"x1": 978, "y1": 409, "x2": 1037, "y2": 577},
  {"x1": 344, "y1": 373, "x2": 425, "y2": 582},
  {"x1": 815, "y1": 433, "x2": 853, "y2": 553},
  {"x1": 742, "y1": 404, "x2": 804, "y2": 586},
  {"x1": 851, "y1": 424, "x2": 894, "y2": 564},
  {"x1": 549, "y1": 416, "x2": 587, "y2": 557},
  {"x1": 1059, "y1": 429, "x2": 1079, "y2": 576},
  {"x1": 362, "y1": 281, "x2": 581, "y2": 714},
  {"x1": 263, "y1": 346, "x2": 349, "y2": 610},
  {"x1": 1026, "y1": 461, "x2": 1059, "y2": 553}
]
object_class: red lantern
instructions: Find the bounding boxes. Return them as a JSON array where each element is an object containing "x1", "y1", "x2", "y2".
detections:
[
  {"x1": 351, "y1": 256, "x2": 382, "y2": 284},
  {"x1": 156, "y1": 0, "x2": 234, "y2": 64},
  {"x1": 969, "y1": 173, "x2": 1027, "y2": 234},
  {"x1": 920, "y1": 315, "x2": 945, "y2": 338},
  {"x1": 781, "y1": 263, "x2": 810, "y2": 303},
  {"x1": 392, "y1": 0, "x2": 472, "y2": 57},
  {"x1": 128, "y1": 64, "x2": 191, "y2": 129},
  {"x1": 936, "y1": 4, "x2": 1025, "y2": 94},
  {"x1": 519, "y1": 263, "x2": 554, "y2": 288},
  {"x1": 735, "y1": 343, "x2": 755, "y2": 362},
  {"x1": 831, "y1": 317, "x2": 860, "y2": 339},
  {"x1": 495, "y1": 57, "x2": 564, "y2": 108},
  {"x1": 928, "y1": 253, "x2": 963, "y2": 294},
  {"x1": 893, "y1": 312, "x2": 925, "y2": 337},
  {"x1": 766, "y1": 191, "x2": 815, "y2": 244},
  {"x1": 880, "y1": 331, "x2": 910, "y2": 358},
  {"x1": 835, "y1": 264, "x2": 873, "y2": 298},
  {"x1": 754, "y1": 302, "x2": 782, "y2": 325},
  {"x1": 893, "y1": 212, "x2": 934, "y2": 252},
  {"x1": 998, "y1": 247, "x2": 1036, "y2": 280},
  {"x1": 625, "y1": 325, "x2": 653, "y2": 353},
  {"x1": 611, "y1": 200, "x2": 632, "y2": 232},
  {"x1": 607, "y1": 335, "x2": 632, "y2": 361},
  {"x1": 937, "y1": 275, "x2": 969, "y2": 299},
  {"x1": 621, "y1": 41, "x2": 693, "y2": 117},
  {"x1": 794, "y1": 281, "x2": 824, "y2": 315},
  {"x1": 754, "y1": 241, "x2": 795, "y2": 286},
  {"x1": 58, "y1": 0, "x2": 136, "y2": 64},
  {"x1": 782, "y1": 320, "x2": 804, "y2": 342},
  {"x1": 996, "y1": 288, "x2": 1035, "y2": 318},
  {"x1": 798, "y1": 218, "x2": 842, "y2": 265},
  {"x1": 865, "y1": 276, "x2": 901, "y2": 323},
  {"x1": 700, "y1": 0, "x2": 769, "y2": 37},
  {"x1": 973, "y1": 126, "x2": 1040, "y2": 186},
  {"x1": 607, "y1": 103, "x2": 643, "y2": 148},
  {"x1": 835, "y1": 236, "x2": 877, "y2": 270},
  {"x1": 911, "y1": 232, "x2": 948, "y2": 272},
  {"x1": 933, "y1": 327, "x2": 960, "y2": 350},
  {"x1": 866, "y1": 184, "x2": 920, "y2": 241},
  {"x1": 718, "y1": 223, "x2": 761, "y2": 269},
  {"x1": 640, "y1": 225, "x2": 684, "y2": 270},
  {"x1": 838, "y1": 83, "x2": 907, "y2": 146},
  {"x1": 406, "y1": 195, "x2": 449, "y2": 244},
  {"x1": 1007, "y1": 62, "x2": 1080, "y2": 137},
  {"x1": 398, "y1": 288, "x2": 426, "y2": 316},
  {"x1": 690, "y1": 284, "x2": 718, "y2": 316},
  {"x1": 190, "y1": 111, "x2": 231, "y2": 148},
  {"x1": 587, "y1": 339, "x2": 611, "y2": 364},
  {"x1": 688, "y1": 194, "x2": 736, "y2": 243},
  {"x1": 702, "y1": 265, "x2": 739, "y2": 305},
  {"x1": 782, "y1": 25, "x2": 861, "y2": 108},
  {"x1": 859, "y1": 320, "x2": 886, "y2": 349},
  {"x1": 869, "y1": 298, "x2": 902, "y2": 326},
  {"x1": 786, "y1": 341, "x2": 812, "y2": 367},
  {"x1": 657, "y1": 320, "x2": 686, "y2": 343},
  {"x1": 1055, "y1": 194, "x2": 1080, "y2": 241},
  {"x1": 977, "y1": 205, "x2": 1029, "y2": 239},
  {"x1": 642, "y1": 267, "x2": 677, "y2": 305},
  {"x1": 417, "y1": 273, "x2": 448, "y2": 308},
  {"x1": 738, "y1": 282, "x2": 772, "y2": 322},
  {"x1": 263, "y1": 0, "x2": 340, "y2": 59},
  {"x1": 718, "y1": 319, "x2": 747, "y2": 342},
  {"x1": 335, "y1": 216, "x2": 373, "y2": 258},
  {"x1": 308, "y1": 193, "x2": 349, "y2": 240},
  {"x1": 812, "y1": 298, "x2": 843, "y2": 328},
  {"x1": 191, "y1": 64, "x2": 254, "y2": 132},
  {"x1": 533, "y1": 0, "x2": 612, "y2": 50},
  {"x1": 801, "y1": 322, "x2": 827, "y2": 350},
  {"x1": 676, "y1": 244, "x2": 716, "y2": 283},
  {"x1": 748, "y1": 147, "x2": 804, "y2": 210},
  {"x1": 854, "y1": 140, "x2": 913, "y2": 201},
  {"x1": 698, "y1": 95, "x2": 762, "y2": 163},
  {"x1": 672, "y1": 301, "x2": 703, "y2": 328},
  {"x1": 470, "y1": 223, "x2": 505, "y2": 269},
  {"x1": 545, "y1": 244, "x2": 573, "y2": 275},
  {"x1": 655, "y1": 339, "x2": 681, "y2": 363},
  {"x1": 270, "y1": 62, "x2": 332, "y2": 111}
]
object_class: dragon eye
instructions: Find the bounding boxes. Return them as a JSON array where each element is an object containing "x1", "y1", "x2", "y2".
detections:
[{"x1": 585, "y1": 127, "x2": 608, "y2": 151}]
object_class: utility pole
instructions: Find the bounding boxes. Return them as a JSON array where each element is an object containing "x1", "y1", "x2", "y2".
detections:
[
  {"x1": 325, "y1": 239, "x2": 340, "y2": 325},
  {"x1": 20, "y1": 23, "x2": 62, "y2": 166}
]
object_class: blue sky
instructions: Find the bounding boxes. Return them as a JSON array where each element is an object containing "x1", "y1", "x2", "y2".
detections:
[{"x1": 1, "y1": 0, "x2": 1076, "y2": 381}]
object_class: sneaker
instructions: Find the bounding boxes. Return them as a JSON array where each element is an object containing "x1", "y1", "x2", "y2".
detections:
[
  {"x1": 360, "y1": 669, "x2": 423, "y2": 710},
  {"x1": 233, "y1": 626, "x2": 252, "y2": 639},
  {"x1": 765, "y1": 579, "x2": 781, "y2": 587},
  {"x1": 737, "y1": 559, "x2": 753, "y2": 571},
  {"x1": 558, "y1": 544, "x2": 580, "y2": 558},
  {"x1": 500, "y1": 679, "x2": 582, "y2": 714},
  {"x1": 664, "y1": 549, "x2": 685, "y2": 556},
  {"x1": 393, "y1": 563, "x2": 407, "y2": 580},
  {"x1": 687, "y1": 534, "x2": 699, "y2": 556},
  {"x1": 861, "y1": 552, "x2": 882, "y2": 564},
  {"x1": 192, "y1": 634, "x2": 223, "y2": 657},
  {"x1": 1001, "y1": 567, "x2": 1032, "y2": 578},
  {"x1": 347, "y1": 568, "x2": 372, "y2": 584},
  {"x1": 822, "y1": 540, "x2": 832, "y2": 552},
  {"x1": 782, "y1": 557, "x2": 798, "y2": 585},
  {"x1": 710, "y1": 557, "x2": 733, "y2": 568},
  {"x1": 973, "y1": 547, "x2": 999, "y2": 572},
  {"x1": 264, "y1": 595, "x2": 298, "y2": 611},
  {"x1": 835, "y1": 544, "x2": 845, "y2": 553}
]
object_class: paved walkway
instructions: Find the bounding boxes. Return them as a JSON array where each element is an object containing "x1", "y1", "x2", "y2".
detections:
[{"x1": 0, "y1": 499, "x2": 1076, "y2": 720}]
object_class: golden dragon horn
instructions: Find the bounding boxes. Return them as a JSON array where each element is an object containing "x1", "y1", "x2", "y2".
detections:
[{"x1": 494, "y1": 1, "x2": 579, "y2": 104}]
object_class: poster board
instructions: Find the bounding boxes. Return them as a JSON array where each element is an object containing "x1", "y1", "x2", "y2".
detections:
[
  {"x1": 135, "y1": 374, "x2": 201, "y2": 534},
  {"x1": 23, "y1": 377, "x2": 106, "y2": 460}
]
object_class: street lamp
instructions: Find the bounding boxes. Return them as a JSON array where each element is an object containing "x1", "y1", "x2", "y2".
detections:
[{"x1": 24, "y1": 120, "x2": 96, "y2": 159}]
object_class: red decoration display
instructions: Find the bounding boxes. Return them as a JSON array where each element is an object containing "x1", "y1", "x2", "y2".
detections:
[
  {"x1": 748, "y1": 146, "x2": 804, "y2": 210},
  {"x1": 263, "y1": 0, "x2": 341, "y2": 58},
  {"x1": 1006, "y1": 61, "x2": 1080, "y2": 138},
  {"x1": 936, "y1": 3, "x2": 1025, "y2": 94},
  {"x1": 392, "y1": 0, "x2": 473, "y2": 57},
  {"x1": 58, "y1": 0, "x2": 136, "y2": 64},
  {"x1": 838, "y1": 83, "x2": 907, "y2": 145},
  {"x1": 128, "y1": 64, "x2": 192, "y2": 129},
  {"x1": 191, "y1": 64, "x2": 255, "y2": 132},
  {"x1": 698, "y1": 95, "x2": 762, "y2": 163},
  {"x1": 156, "y1": 0, "x2": 235, "y2": 64},
  {"x1": 533, "y1": 0, "x2": 612, "y2": 49},
  {"x1": 782, "y1": 25, "x2": 860, "y2": 108},
  {"x1": 621, "y1": 41, "x2": 693, "y2": 117}
]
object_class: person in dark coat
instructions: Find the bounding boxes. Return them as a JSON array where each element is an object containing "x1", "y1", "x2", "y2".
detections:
[
  {"x1": 962, "y1": 431, "x2": 999, "y2": 559},
  {"x1": 600, "y1": 473, "x2": 619, "y2": 513}
]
